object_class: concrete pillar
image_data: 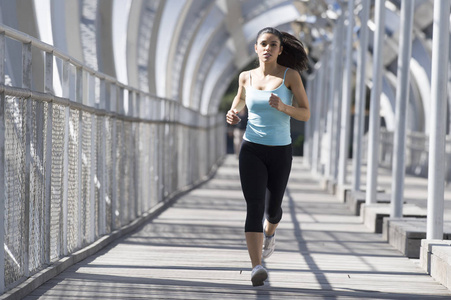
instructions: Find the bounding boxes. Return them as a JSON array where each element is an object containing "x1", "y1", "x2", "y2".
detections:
[
  {"x1": 325, "y1": 16, "x2": 344, "y2": 181},
  {"x1": 312, "y1": 56, "x2": 326, "y2": 175},
  {"x1": 338, "y1": 0, "x2": 356, "y2": 186},
  {"x1": 390, "y1": 0, "x2": 414, "y2": 218},
  {"x1": 352, "y1": 0, "x2": 370, "y2": 192},
  {"x1": 365, "y1": 0, "x2": 385, "y2": 204},
  {"x1": 304, "y1": 74, "x2": 315, "y2": 166},
  {"x1": 332, "y1": 16, "x2": 345, "y2": 182},
  {"x1": 426, "y1": 0, "x2": 451, "y2": 239}
]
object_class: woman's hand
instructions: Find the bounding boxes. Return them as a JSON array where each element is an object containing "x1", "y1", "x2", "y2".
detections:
[
  {"x1": 226, "y1": 109, "x2": 241, "y2": 125},
  {"x1": 269, "y1": 93, "x2": 286, "y2": 112}
]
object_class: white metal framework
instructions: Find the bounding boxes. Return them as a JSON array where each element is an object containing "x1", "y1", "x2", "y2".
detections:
[{"x1": 1, "y1": 0, "x2": 451, "y2": 295}]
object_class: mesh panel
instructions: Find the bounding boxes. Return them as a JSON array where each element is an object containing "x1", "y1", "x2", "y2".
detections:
[
  {"x1": 28, "y1": 100, "x2": 47, "y2": 273},
  {"x1": 81, "y1": 112, "x2": 92, "y2": 246},
  {"x1": 50, "y1": 104, "x2": 65, "y2": 262},
  {"x1": 171, "y1": 124, "x2": 178, "y2": 194},
  {"x1": 150, "y1": 124, "x2": 157, "y2": 208},
  {"x1": 139, "y1": 123, "x2": 151, "y2": 213},
  {"x1": 1, "y1": 91, "x2": 224, "y2": 291},
  {"x1": 4, "y1": 95, "x2": 26, "y2": 286},
  {"x1": 162, "y1": 124, "x2": 169, "y2": 199},
  {"x1": 66, "y1": 109, "x2": 80, "y2": 253},
  {"x1": 157, "y1": 124, "x2": 163, "y2": 202},
  {"x1": 123, "y1": 121, "x2": 133, "y2": 223},
  {"x1": 130, "y1": 123, "x2": 137, "y2": 217},
  {"x1": 177, "y1": 126, "x2": 187, "y2": 189}
]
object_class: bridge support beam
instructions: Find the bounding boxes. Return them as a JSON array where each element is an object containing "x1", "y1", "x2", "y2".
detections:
[
  {"x1": 365, "y1": 0, "x2": 385, "y2": 205},
  {"x1": 426, "y1": 0, "x2": 451, "y2": 240},
  {"x1": 390, "y1": 0, "x2": 414, "y2": 218}
]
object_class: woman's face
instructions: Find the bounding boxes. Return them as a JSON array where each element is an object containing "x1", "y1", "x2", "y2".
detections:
[{"x1": 255, "y1": 33, "x2": 282, "y2": 63}]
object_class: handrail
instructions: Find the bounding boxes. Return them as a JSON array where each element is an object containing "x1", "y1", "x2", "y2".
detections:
[
  {"x1": 0, "y1": 24, "x2": 214, "y2": 117},
  {"x1": 0, "y1": 84, "x2": 224, "y2": 128}
]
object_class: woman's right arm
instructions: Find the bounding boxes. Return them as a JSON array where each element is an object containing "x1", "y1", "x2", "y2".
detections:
[{"x1": 226, "y1": 72, "x2": 247, "y2": 125}]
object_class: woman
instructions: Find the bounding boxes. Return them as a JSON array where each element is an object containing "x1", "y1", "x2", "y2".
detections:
[{"x1": 226, "y1": 27, "x2": 310, "y2": 286}]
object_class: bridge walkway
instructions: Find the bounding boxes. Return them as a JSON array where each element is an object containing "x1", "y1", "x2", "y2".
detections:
[{"x1": 25, "y1": 155, "x2": 451, "y2": 299}]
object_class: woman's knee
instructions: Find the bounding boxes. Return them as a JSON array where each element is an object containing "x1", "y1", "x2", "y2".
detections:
[{"x1": 266, "y1": 208, "x2": 283, "y2": 225}]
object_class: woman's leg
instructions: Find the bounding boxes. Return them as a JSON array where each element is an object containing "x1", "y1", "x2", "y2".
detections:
[
  {"x1": 245, "y1": 232, "x2": 264, "y2": 267},
  {"x1": 264, "y1": 145, "x2": 293, "y2": 233},
  {"x1": 239, "y1": 141, "x2": 268, "y2": 267}
]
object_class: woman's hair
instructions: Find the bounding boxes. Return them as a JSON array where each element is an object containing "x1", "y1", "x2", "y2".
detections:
[{"x1": 256, "y1": 27, "x2": 308, "y2": 72}]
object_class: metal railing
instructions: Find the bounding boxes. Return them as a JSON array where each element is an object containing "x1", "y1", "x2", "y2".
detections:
[{"x1": 0, "y1": 25, "x2": 225, "y2": 293}]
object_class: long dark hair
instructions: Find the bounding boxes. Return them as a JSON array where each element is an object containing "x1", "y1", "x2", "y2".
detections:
[{"x1": 256, "y1": 27, "x2": 308, "y2": 72}]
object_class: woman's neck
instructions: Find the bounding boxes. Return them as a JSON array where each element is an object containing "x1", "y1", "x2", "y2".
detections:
[{"x1": 258, "y1": 62, "x2": 280, "y2": 77}]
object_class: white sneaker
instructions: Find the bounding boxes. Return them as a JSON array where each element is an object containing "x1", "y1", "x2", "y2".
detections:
[
  {"x1": 251, "y1": 265, "x2": 268, "y2": 286},
  {"x1": 262, "y1": 232, "x2": 275, "y2": 259}
]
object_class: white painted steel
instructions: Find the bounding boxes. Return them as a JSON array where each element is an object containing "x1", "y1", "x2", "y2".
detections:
[
  {"x1": 365, "y1": 0, "x2": 385, "y2": 205},
  {"x1": 426, "y1": 0, "x2": 451, "y2": 240},
  {"x1": 338, "y1": 0, "x2": 356, "y2": 186},
  {"x1": 390, "y1": 0, "x2": 415, "y2": 218},
  {"x1": 351, "y1": 0, "x2": 370, "y2": 192}
]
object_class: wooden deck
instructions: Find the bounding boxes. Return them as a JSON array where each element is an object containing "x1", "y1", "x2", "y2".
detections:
[{"x1": 24, "y1": 155, "x2": 451, "y2": 299}]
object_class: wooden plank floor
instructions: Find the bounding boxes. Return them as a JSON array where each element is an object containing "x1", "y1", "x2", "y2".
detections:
[{"x1": 25, "y1": 155, "x2": 451, "y2": 299}]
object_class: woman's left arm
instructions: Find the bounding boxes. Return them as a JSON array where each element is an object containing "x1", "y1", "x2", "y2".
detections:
[{"x1": 268, "y1": 69, "x2": 310, "y2": 121}]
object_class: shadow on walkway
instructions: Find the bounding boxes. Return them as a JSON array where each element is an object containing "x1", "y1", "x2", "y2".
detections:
[{"x1": 25, "y1": 155, "x2": 451, "y2": 299}]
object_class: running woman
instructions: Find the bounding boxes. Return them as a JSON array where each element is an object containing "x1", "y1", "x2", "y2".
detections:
[{"x1": 226, "y1": 27, "x2": 310, "y2": 287}]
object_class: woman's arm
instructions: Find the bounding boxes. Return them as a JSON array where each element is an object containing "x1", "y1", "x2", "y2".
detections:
[
  {"x1": 268, "y1": 68, "x2": 310, "y2": 121},
  {"x1": 226, "y1": 72, "x2": 247, "y2": 125}
]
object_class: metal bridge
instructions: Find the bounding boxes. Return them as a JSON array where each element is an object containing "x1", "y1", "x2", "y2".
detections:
[{"x1": 1, "y1": 0, "x2": 451, "y2": 298}]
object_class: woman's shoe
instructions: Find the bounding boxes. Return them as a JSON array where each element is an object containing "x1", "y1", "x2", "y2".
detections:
[
  {"x1": 251, "y1": 265, "x2": 268, "y2": 286},
  {"x1": 262, "y1": 232, "x2": 275, "y2": 259}
]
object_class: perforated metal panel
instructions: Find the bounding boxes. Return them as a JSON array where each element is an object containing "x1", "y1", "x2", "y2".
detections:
[
  {"x1": 50, "y1": 104, "x2": 65, "y2": 262},
  {"x1": 4, "y1": 95, "x2": 26, "y2": 286}
]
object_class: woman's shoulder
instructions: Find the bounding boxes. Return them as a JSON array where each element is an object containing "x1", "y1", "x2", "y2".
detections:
[
  {"x1": 284, "y1": 67, "x2": 301, "y2": 81},
  {"x1": 283, "y1": 67, "x2": 302, "y2": 90},
  {"x1": 239, "y1": 69, "x2": 256, "y2": 85}
]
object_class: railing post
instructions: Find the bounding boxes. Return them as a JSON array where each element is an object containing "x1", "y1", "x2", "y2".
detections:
[
  {"x1": 62, "y1": 104, "x2": 69, "y2": 256},
  {"x1": 390, "y1": 0, "x2": 414, "y2": 218},
  {"x1": 44, "y1": 51, "x2": 54, "y2": 265},
  {"x1": 134, "y1": 92, "x2": 141, "y2": 217},
  {"x1": 111, "y1": 84, "x2": 118, "y2": 230},
  {"x1": 98, "y1": 78, "x2": 106, "y2": 236},
  {"x1": 61, "y1": 60, "x2": 70, "y2": 255},
  {"x1": 88, "y1": 73, "x2": 96, "y2": 243},
  {"x1": 23, "y1": 41, "x2": 32, "y2": 277},
  {"x1": 0, "y1": 31, "x2": 6, "y2": 294},
  {"x1": 90, "y1": 107, "x2": 96, "y2": 242},
  {"x1": 76, "y1": 70, "x2": 84, "y2": 249},
  {"x1": 365, "y1": 0, "x2": 385, "y2": 205},
  {"x1": 427, "y1": 0, "x2": 451, "y2": 239}
]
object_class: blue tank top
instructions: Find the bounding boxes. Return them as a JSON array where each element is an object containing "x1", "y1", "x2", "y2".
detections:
[{"x1": 244, "y1": 68, "x2": 293, "y2": 146}]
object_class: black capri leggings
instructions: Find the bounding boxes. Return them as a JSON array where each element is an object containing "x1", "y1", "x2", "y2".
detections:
[{"x1": 239, "y1": 140, "x2": 292, "y2": 232}]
